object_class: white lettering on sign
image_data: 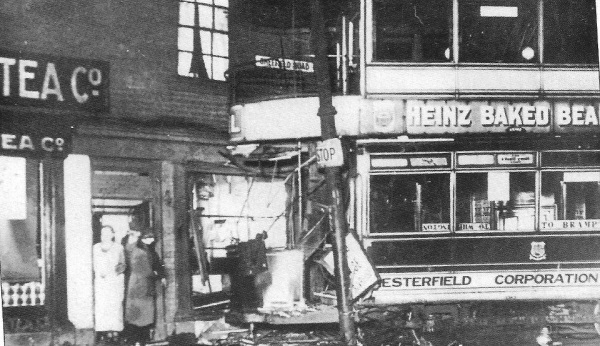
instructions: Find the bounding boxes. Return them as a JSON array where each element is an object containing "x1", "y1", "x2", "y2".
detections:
[
  {"x1": 316, "y1": 138, "x2": 344, "y2": 167},
  {"x1": 19, "y1": 59, "x2": 39, "y2": 99},
  {"x1": 0, "y1": 57, "x2": 16, "y2": 96},
  {"x1": 255, "y1": 55, "x2": 314, "y2": 73},
  {"x1": 556, "y1": 105, "x2": 600, "y2": 126},
  {"x1": 1, "y1": 133, "x2": 65, "y2": 152},
  {"x1": 458, "y1": 223, "x2": 491, "y2": 231},
  {"x1": 0, "y1": 56, "x2": 104, "y2": 104},
  {"x1": 41, "y1": 63, "x2": 64, "y2": 101},
  {"x1": 378, "y1": 270, "x2": 600, "y2": 291},
  {"x1": 407, "y1": 105, "x2": 472, "y2": 127},
  {"x1": 406, "y1": 103, "x2": 600, "y2": 130},
  {"x1": 480, "y1": 105, "x2": 550, "y2": 126}
]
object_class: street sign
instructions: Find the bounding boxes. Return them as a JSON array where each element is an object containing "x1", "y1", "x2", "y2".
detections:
[{"x1": 316, "y1": 138, "x2": 344, "y2": 167}]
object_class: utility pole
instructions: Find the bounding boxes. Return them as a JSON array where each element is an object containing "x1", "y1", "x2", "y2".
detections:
[{"x1": 309, "y1": 0, "x2": 357, "y2": 344}]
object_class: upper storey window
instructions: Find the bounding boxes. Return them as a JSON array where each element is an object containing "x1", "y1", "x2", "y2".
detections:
[
  {"x1": 178, "y1": 0, "x2": 229, "y2": 81},
  {"x1": 374, "y1": 0, "x2": 452, "y2": 62},
  {"x1": 372, "y1": 0, "x2": 598, "y2": 65},
  {"x1": 460, "y1": 0, "x2": 538, "y2": 63},
  {"x1": 544, "y1": 0, "x2": 598, "y2": 64}
]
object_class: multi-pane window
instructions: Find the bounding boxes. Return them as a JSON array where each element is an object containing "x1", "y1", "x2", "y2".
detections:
[
  {"x1": 178, "y1": 0, "x2": 229, "y2": 81},
  {"x1": 368, "y1": 151, "x2": 600, "y2": 234},
  {"x1": 372, "y1": 0, "x2": 598, "y2": 64}
]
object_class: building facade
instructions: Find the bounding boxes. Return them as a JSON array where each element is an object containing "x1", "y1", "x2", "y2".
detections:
[{"x1": 0, "y1": 0, "x2": 260, "y2": 344}]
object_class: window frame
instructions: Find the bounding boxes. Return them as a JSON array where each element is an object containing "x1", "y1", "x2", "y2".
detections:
[{"x1": 177, "y1": 0, "x2": 229, "y2": 81}]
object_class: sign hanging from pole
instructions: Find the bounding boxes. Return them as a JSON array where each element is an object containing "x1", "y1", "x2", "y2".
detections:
[{"x1": 316, "y1": 138, "x2": 344, "y2": 167}]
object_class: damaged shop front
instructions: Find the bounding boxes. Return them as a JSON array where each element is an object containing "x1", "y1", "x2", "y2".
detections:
[{"x1": 184, "y1": 143, "x2": 377, "y2": 345}]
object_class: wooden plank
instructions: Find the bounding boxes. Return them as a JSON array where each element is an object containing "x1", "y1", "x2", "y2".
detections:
[{"x1": 92, "y1": 173, "x2": 152, "y2": 199}]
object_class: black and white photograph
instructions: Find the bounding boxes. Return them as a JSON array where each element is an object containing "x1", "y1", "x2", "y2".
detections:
[{"x1": 2, "y1": 0, "x2": 600, "y2": 345}]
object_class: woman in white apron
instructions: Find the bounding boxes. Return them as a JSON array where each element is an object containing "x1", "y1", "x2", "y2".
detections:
[{"x1": 93, "y1": 225, "x2": 126, "y2": 342}]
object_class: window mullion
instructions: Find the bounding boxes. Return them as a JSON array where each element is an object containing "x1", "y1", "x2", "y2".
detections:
[
  {"x1": 538, "y1": 0, "x2": 543, "y2": 64},
  {"x1": 453, "y1": 0, "x2": 459, "y2": 63}
]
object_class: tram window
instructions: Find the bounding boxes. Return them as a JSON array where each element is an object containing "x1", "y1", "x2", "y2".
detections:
[
  {"x1": 373, "y1": 0, "x2": 452, "y2": 62},
  {"x1": 456, "y1": 171, "x2": 535, "y2": 231},
  {"x1": 544, "y1": 0, "x2": 598, "y2": 64},
  {"x1": 459, "y1": 0, "x2": 538, "y2": 63},
  {"x1": 370, "y1": 174, "x2": 450, "y2": 233},
  {"x1": 541, "y1": 172, "x2": 600, "y2": 230}
]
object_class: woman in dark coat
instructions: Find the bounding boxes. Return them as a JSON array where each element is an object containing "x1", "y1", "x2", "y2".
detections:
[{"x1": 122, "y1": 228, "x2": 165, "y2": 346}]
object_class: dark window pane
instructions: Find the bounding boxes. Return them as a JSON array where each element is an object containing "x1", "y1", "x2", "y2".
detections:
[
  {"x1": 370, "y1": 174, "x2": 450, "y2": 233},
  {"x1": 373, "y1": 0, "x2": 452, "y2": 62},
  {"x1": 544, "y1": 0, "x2": 598, "y2": 64},
  {"x1": 460, "y1": 0, "x2": 538, "y2": 63},
  {"x1": 542, "y1": 151, "x2": 600, "y2": 167}
]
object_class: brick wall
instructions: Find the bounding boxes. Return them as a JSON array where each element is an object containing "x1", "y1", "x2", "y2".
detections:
[{"x1": 0, "y1": 0, "x2": 229, "y2": 131}]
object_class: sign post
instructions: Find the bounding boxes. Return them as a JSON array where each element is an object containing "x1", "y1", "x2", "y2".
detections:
[{"x1": 310, "y1": 0, "x2": 357, "y2": 344}]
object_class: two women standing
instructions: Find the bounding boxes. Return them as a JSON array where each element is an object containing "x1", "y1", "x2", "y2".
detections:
[{"x1": 93, "y1": 225, "x2": 165, "y2": 346}]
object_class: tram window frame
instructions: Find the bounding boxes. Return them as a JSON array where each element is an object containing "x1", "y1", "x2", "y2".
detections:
[
  {"x1": 369, "y1": 172, "x2": 452, "y2": 234},
  {"x1": 366, "y1": 150, "x2": 600, "y2": 235},
  {"x1": 455, "y1": 170, "x2": 537, "y2": 233},
  {"x1": 370, "y1": 0, "x2": 599, "y2": 65}
]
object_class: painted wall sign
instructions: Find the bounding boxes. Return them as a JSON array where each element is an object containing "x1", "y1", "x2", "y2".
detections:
[
  {"x1": 0, "y1": 50, "x2": 109, "y2": 112},
  {"x1": 0, "y1": 110, "x2": 72, "y2": 158},
  {"x1": 255, "y1": 55, "x2": 314, "y2": 73}
]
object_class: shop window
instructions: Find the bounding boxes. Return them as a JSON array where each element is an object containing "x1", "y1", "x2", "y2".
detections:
[
  {"x1": 1, "y1": 156, "x2": 47, "y2": 332},
  {"x1": 373, "y1": 0, "x2": 452, "y2": 62},
  {"x1": 178, "y1": 0, "x2": 229, "y2": 81},
  {"x1": 456, "y1": 171, "x2": 536, "y2": 231},
  {"x1": 544, "y1": 0, "x2": 598, "y2": 64},
  {"x1": 370, "y1": 173, "x2": 450, "y2": 233},
  {"x1": 459, "y1": 0, "x2": 538, "y2": 63},
  {"x1": 188, "y1": 174, "x2": 287, "y2": 308},
  {"x1": 541, "y1": 172, "x2": 600, "y2": 230}
]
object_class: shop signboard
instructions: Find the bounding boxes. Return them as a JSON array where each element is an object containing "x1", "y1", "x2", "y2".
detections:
[
  {"x1": 0, "y1": 110, "x2": 72, "y2": 158},
  {"x1": 0, "y1": 49, "x2": 109, "y2": 112}
]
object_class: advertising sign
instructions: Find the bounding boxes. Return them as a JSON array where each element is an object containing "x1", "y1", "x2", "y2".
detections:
[
  {"x1": 404, "y1": 100, "x2": 600, "y2": 134},
  {"x1": 0, "y1": 50, "x2": 109, "y2": 112}
]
